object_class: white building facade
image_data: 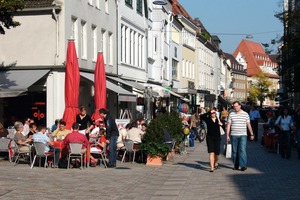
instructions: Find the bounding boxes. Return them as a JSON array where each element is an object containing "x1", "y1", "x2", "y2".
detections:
[{"x1": 0, "y1": 0, "x2": 118, "y2": 127}]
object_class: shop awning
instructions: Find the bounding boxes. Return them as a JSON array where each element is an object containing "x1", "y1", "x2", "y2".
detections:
[
  {"x1": 143, "y1": 83, "x2": 185, "y2": 99},
  {"x1": 81, "y1": 72, "x2": 136, "y2": 102},
  {"x1": 0, "y1": 69, "x2": 50, "y2": 98},
  {"x1": 107, "y1": 76, "x2": 145, "y2": 93},
  {"x1": 218, "y1": 95, "x2": 231, "y2": 107}
]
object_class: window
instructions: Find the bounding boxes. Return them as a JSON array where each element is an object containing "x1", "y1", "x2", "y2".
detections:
[
  {"x1": 125, "y1": 27, "x2": 129, "y2": 63},
  {"x1": 91, "y1": 25, "x2": 97, "y2": 61},
  {"x1": 81, "y1": 21, "x2": 87, "y2": 59},
  {"x1": 172, "y1": 59, "x2": 178, "y2": 80},
  {"x1": 130, "y1": 30, "x2": 133, "y2": 64},
  {"x1": 101, "y1": 29, "x2": 106, "y2": 64},
  {"x1": 182, "y1": 59, "x2": 185, "y2": 77},
  {"x1": 121, "y1": 25, "x2": 125, "y2": 62},
  {"x1": 125, "y1": 0, "x2": 132, "y2": 7},
  {"x1": 134, "y1": 32, "x2": 138, "y2": 66},
  {"x1": 96, "y1": 0, "x2": 100, "y2": 9},
  {"x1": 108, "y1": 32, "x2": 113, "y2": 65},
  {"x1": 154, "y1": 36, "x2": 157, "y2": 54},
  {"x1": 138, "y1": 34, "x2": 142, "y2": 67},
  {"x1": 136, "y1": 0, "x2": 143, "y2": 14},
  {"x1": 174, "y1": 47, "x2": 177, "y2": 58},
  {"x1": 105, "y1": 0, "x2": 108, "y2": 13},
  {"x1": 192, "y1": 63, "x2": 195, "y2": 79},
  {"x1": 71, "y1": 17, "x2": 78, "y2": 53},
  {"x1": 186, "y1": 61, "x2": 188, "y2": 78}
]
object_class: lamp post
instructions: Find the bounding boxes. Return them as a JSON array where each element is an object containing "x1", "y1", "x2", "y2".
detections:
[{"x1": 144, "y1": 86, "x2": 153, "y2": 123}]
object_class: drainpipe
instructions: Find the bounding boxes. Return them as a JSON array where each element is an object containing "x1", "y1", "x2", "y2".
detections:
[{"x1": 52, "y1": 7, "x2": 59, "y2": 66}]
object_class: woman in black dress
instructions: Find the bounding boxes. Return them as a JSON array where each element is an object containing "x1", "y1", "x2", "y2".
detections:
[
  {"x1": 200, "y1": 108, "x2": 223, "y2": 172},
  {"x1": 76, "y1": 106, "x2": 94, "y2": 139}
]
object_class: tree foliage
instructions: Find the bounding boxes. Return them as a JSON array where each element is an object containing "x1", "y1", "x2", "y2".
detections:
[
  {"x1": 0, "y1": 0, "x2": 24, "y2": 34},
  {"x1": 140, "y1": 112, "x2": 182, "y2": 158},
  {"x1": 275, "y1": 3, "x2": 300, "y2": 93},
  {"x1": 248, "y1": 74, "x2": 274, "y2": 107}
]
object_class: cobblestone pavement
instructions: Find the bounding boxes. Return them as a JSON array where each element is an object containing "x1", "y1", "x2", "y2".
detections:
[{"x1": 1, "y1": 123, "x2": 300, "y2": 200}]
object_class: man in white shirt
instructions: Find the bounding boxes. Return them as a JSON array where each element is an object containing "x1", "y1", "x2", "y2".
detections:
[{"x1": 227, "y1": 101, "x2": 254, "y2": 171}]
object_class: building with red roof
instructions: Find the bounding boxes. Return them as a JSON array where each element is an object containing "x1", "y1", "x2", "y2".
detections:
[{"x1": 233, "y1": 39, "x2": 279, "y2": 107}]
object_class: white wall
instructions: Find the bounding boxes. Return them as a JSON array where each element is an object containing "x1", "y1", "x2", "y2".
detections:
[{"x1": 0, "y1": 14, "x2": 56, "y2": 66}]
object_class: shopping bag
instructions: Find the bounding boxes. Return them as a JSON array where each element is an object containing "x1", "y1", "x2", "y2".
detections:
[
  {"x1": 220, "y1": 126, "x2": 225, "y2": 135},
  {"x1": 225, "y1": 143, "x2": 232, "y2": 158}
]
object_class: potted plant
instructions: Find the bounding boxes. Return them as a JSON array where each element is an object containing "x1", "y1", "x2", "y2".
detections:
[{"x1": 141, "y1": 112, "x2": 182, "y2": 166}]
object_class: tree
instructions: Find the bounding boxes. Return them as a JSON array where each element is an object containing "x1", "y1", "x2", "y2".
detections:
[
  {"x1": 0, "y1": 0, "x2": 24, "y2": 35},
  {"x1": 275, "y1": 2, "x2": 300, "y2": 94},
  {"x1": 248, "y1": 74, "x2": 274, "y2": 108}
]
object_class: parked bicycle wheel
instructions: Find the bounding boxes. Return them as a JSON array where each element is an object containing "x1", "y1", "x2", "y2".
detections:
[{"x1": 198, "y1": 128, "x2": 207, "y2": 142}]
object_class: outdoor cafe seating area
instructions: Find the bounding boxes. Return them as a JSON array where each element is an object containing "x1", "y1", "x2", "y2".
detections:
[{"x1": 0, "y1": 128, "x2": 176, "y2": 169}]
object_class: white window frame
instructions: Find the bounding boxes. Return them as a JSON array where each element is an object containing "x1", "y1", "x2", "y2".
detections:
[
  {"x1": 71, "y1": 17, "x2": 78, "y2": 54},
  {"x1": 81, "y1": 21, "x2": 87, "y2": 59},
  {"x1": 108, "y1": 32, "x2": 113, "y2": 65},
  {"x1": 91, "y1": 25, "x2": 97, "y2": 62}
]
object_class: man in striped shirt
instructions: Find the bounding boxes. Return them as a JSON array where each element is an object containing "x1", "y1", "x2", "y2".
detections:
[{"x1": 226, "y1": 101, "x2": 254, "y2": 171}]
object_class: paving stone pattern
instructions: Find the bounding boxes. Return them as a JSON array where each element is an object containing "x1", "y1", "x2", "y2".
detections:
[{"x1": 0, "y1": 123, "x2": 300, "y2": 200}]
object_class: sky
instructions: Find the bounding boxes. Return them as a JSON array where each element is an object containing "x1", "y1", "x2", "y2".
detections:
[{"x1": 178, "y1": 0, "x2": 284, "y2": 54}]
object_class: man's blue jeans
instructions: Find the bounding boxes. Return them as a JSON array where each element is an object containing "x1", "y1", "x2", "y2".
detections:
[
  {"x1": 49, "y1": 148, "x2": 60, "y2": 165},
  {"x1": 108, "y1": 136, "x2": 118, "y2": 166},
  {"x1": 231, "y1": 135, "x2": 247, "y2": 168}
]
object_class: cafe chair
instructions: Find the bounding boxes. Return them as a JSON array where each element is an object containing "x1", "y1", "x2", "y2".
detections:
[
  {"x1": 165, "y1": 139, "x2": 176, "y2": 162},
  {"x1": 31, "y1": 142, "x2": 55, "y2": 169},
  {"x1": 90, "y1": 143, "x2": 107, "y2": 168},
  {"x1": 68, "y1": 143, "x2": 84, "y2": 169},
  {"x1": 13, "y1": 141, "x2": 32, "y2": 166},
  {"x1": 121, "y1": 139, "x2": 138, "y2": 163},
  {"x1": 0, "y1": 137, "x2": 11, "y2": 161}
]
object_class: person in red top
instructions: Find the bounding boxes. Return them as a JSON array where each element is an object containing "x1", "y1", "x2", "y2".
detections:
[{"x1": 64, "y1": 122, "x2": 90, "y2": 152}]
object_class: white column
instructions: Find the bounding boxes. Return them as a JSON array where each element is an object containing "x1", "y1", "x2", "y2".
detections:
[{"x1": 46, "y1": 71, "x2": 65, "y2": 128}]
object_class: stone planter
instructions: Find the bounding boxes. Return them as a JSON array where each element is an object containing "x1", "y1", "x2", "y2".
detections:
[{"x1": 146, "y1": 155, "x2": 163, "y2": 167}]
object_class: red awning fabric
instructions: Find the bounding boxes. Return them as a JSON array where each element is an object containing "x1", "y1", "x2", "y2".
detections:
[
  {"x1": 62, "y1": 40, "x2": 80, "y2": 129},
  {"x1": 91, "y1": 52, "x2": 106, "y2": 125}
]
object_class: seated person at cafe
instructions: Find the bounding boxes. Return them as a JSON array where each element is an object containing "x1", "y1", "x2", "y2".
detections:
[
  {"x1": 127, "y1": 121, "x2": 144, "y2": 143},
  {"x1": 91, "y1": 128, "x2": 107, "y2": 152},
  {"x1": 14, "y1": 121, "x2": 32, "y2": 152},
  {"x1": 89, "y1": 121, "x2": 105, "y2": 142},
  {"x1": 0, "y1": 122, "x2": 9, "y2": 138},
  {"x1": 64, "y1": 122, "x2": 90, "y2": 154},
  {"x1": 52, "y1": 120, "x2": 70, "y2": 140},
  {"x1": 27, "y1": 123, "x2": 37, "y2": 143},
  {"x1": 32, "y1": 125, "x2": 60, "y2": 166},
  {"x1": 117, "y1": 123, "x2": 130, "y2": 150}
]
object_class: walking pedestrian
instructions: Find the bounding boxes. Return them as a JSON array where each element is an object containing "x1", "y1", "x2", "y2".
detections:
[
  {"x1": 200, "y1": 108, "x2": 223, "y2": 172},
  {"x1": 249, "y1": 104, "x2": 261, "y2": 141},
  {"x1": 99, "y1": 108, "x2": 119, "y2": 168},
  {"x1": 226, "y1": 101, "x2": 254, "y2": 171},
  {"x1": 275, "y1": 107, "x2": 294, "y2": 159}
]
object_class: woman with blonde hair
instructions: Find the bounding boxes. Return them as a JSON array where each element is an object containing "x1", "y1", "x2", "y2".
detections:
[{"x1": 76, "y1": 106, "x2": 94, "y2": 139}]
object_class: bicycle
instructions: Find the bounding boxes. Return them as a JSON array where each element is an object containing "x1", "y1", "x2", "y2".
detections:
[{"x1": 196, "y1": 121, "x2": 207, "y2": 142}]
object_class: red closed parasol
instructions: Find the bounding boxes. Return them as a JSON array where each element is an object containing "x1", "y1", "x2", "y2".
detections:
[
  {"x1": 62, "y1": 40, "x2": 80, "y2": 129},
  {"x1": 91, "y1": 52, "x2": 106, "y2": 125}
]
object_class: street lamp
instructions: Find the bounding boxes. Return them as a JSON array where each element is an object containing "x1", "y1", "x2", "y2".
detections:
[{"x1": 153, "y1": 0, "x2": 167, "y2": 5}]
